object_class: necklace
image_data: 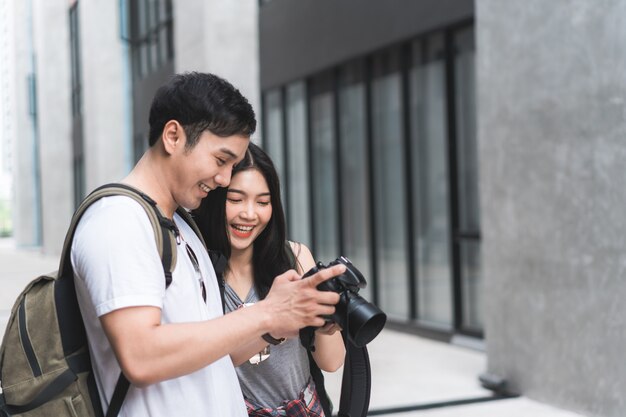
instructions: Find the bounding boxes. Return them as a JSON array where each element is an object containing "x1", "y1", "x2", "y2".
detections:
[{"x1": 228, "y1": 265, "x2": 271, "y2": 365}]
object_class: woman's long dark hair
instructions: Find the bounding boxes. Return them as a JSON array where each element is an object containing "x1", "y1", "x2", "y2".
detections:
[{"x1": 193, "y1": 142, "x2": 293, "y2": 298}]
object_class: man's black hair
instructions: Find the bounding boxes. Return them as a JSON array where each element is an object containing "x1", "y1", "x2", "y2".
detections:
[{"x1": 148, "y1": 72, "x2": 256, "y2": 148}]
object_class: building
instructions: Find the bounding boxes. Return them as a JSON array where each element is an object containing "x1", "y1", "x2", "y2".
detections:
[
  {"x1": 0, "y1": 0, "x2": 15, "y2": 236},
  {"x1": 6, "y1": 0, "x2": 625, "y2": 416},
  {"x1": 8, "y1": 0, "x2": 259, "y2": 253}
]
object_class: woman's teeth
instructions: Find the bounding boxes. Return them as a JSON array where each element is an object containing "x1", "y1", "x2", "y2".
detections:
[{"x1": 232, "y1": 225, "x2": 253, "y2": 232}]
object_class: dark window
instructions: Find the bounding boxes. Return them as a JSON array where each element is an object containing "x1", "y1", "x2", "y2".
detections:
[
  {"x1": 69, "y1": 2, "x2": 85, "y2": 208},
  {"x1": 453, "y1": 27, "x2": 482, "y2": 333},
  {"x1": 370, "y1": 47, "x2": 410, "y2": 320},
  {"x1": 128, "y1": 0, "x2": 174, "y2": 80},
  {"x1": 410, "y1": 34, "x2": 453, "y2": 329},
  {"x1": 262, "y1": 88, "x2": 287, "y2": 205},
  {"x1": 285, "y1": 81, "x2": 312, "y2": 246},
  {"x1": 309, "y1": 72, "x2": 340, "y2": 262},
  {"x1": 69, "y1": 4, "x2": 81, "y2": 118},
  {"x1": 260, "y1": 23, "x2": 480, "y2": 338},
  {"x1": 338, "y1": 60, "x2": 373, "y2": 301}
]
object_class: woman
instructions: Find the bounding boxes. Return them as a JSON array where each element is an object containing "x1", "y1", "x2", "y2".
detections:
[{"x1": 194, "y1": 142, "x2": 345, "y2": 416}]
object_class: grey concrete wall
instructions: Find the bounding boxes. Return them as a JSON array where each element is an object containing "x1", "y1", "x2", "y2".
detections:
[
  {"x1": 174, "y1": 0, "x2": 260, "y2": 136},
  {"x1": 32, "y1": 0, "x2": 73, "y2": 256},
  {"x1": 80, "y1": 1, "x2": 130, "y2": 193},
  {"x1": 11, "y1": 0, "x2": 260, "y2": 256},
  {"x1": 9, "y1": 0, "x2": 40, "y2": 248},
  {"x1": 477, "y1": 1, "x2": 626, "y2": 416}
]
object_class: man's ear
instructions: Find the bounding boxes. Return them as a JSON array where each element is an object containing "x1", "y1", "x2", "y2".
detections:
[{"x1": 162, "y1": 120, "x2": 184, "y2": 154}]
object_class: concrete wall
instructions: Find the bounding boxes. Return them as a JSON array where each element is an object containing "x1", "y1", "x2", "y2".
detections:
[
  {"x1": 9, "y1": 0, "x2": 40, "y2": 248},
  {"x1": 79, "y1": 0, "x2": 130, "y2": 193},
  {"x1": 10, "y1": 0, "x2": 260, "y2": 256},
  {"x1": 32, "y1": 0, "x2": 73, "y2": 256},
  {"x1": 13, "y1": 0, "x2": 129, "y2": 255},
  {"x1": 174, "y1": 0, "x2": 260, "y2": 136},
  {"x1": 477, "y1": 1, "x2": 626, "y2": 416}
]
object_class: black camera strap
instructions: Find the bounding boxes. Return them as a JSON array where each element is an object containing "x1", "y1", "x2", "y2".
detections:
[{"x1": 337, "y1": 337, "x2": 372, "y2": 417}]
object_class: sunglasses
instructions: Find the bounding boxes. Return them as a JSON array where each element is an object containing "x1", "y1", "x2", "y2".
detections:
[{"x1": 184, "y1": 240, "x2": 207, "y2": 303}]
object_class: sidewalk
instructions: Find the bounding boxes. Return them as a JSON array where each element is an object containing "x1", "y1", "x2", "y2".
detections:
[{"x1": 0, "y1": 238, "x2": 585, "y2": 416}]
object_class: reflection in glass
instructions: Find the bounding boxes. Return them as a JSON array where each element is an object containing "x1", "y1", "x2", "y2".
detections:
[
  {"x1": 455, "y1": 27, "x2": 482, "y2": 331},
  {"x1": 263, "y1": 89, "x2": 286, "y2": 206},
  {"x1": 338, "y1": 61, "x2": 372, "y2": 301},
  {"x1": 371, "y1": 49, "x2": 409, "y2": 319},
  {"x1": 410, "y1": 36, "x2": 453, "y2": 328},
  {"x1": 461, "y1": 240, "x2": 483, "y2": 329},
  {"x1": 310, "y1": 73, "x2": 339, "y2": 262},
  {"x1": 286, "y1": 82, "x2": 312, "y2": 246}
]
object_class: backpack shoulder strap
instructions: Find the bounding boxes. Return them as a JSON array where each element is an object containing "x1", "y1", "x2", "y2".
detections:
[
  {"x1": 56, "y1": 183, "x2": 182, "y2": 417},
  {"x1": 58, "y1": 183, "x2": 178, "y2": 287}
]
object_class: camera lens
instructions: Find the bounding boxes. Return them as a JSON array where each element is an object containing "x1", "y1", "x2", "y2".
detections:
[
  {"x1": 302, "y1": 258, "x2": 387, "y2": 346},
  {"x1": 341, "y1": 293, "x2": 387, "y2": 347}
]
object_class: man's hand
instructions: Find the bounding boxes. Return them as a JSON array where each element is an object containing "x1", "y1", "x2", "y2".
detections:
[{"x1": 258, "y1": 264, "x2": 345, "y2": 339}]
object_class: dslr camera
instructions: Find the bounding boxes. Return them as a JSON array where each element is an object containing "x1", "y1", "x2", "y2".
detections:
[{"x1": 303, "y1": 256, "x2": 387, "y2": 347}]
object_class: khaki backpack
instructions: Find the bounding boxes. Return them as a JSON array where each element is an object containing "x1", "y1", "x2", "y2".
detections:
[{"x1": 0, "y1": 183, "x2": 213, "y2": 417}]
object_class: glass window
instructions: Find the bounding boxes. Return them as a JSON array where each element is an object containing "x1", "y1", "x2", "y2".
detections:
[
  {"x1": 454, "y1": 26, "x2": 482, "y2": 331},
  {"x1": 73, "y1": 154, "x2": 85, "y2": 209},
  {"x1": 262, "y1": 89, "x2": 286, "y2": 204},
  {"x1": 371, "y1": 48, "x2": 409, "y2": 319},
  {"x1": 129, "y1": 0, "x2": 173, "y2": 79},
  {"x1": 69, "y1": 3, "x2": 81, "y2": 117},
  {"x1": 165, "y1": 0, "x2": 174, "y2": 60},
  {"x1": 309, "y1": 73, "x2": 339, "y2": 262},
  {"x1": 410, "y1": 35, "x2": 453, "y2": 329},
  {"x1": 285, "y1": 81, "x2": 312, "y2": 246},
  {"x1": 69, "y1": 2, "x2": 85, "y2": 209},
  {"x1": 338, "y1": 61, "x2": 373, "y2": 301},
  {"x1": 133, "y1": 132, "x2": 148, "y2": 165},
  {"x1": 138, "y1": 0, "x2": 149, "y2": 77}
]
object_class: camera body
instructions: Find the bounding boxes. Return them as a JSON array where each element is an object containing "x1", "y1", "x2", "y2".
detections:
[{"x1": 303, "y1": 256, "x2": 386, "y2": 347}]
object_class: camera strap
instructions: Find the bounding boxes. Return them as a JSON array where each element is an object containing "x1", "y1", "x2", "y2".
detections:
[{"x1": 337, "y1": 337, "x2": 372, "y2": 417}]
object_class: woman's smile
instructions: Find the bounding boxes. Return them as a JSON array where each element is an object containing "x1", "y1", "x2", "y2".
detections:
[{"x1": 230, "y1": 224, "x2": 255, "y2": 239}]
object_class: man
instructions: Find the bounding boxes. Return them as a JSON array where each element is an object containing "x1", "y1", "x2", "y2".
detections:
[{"x1": 71, "y1": 72, "x2": 343, "y2": 416}]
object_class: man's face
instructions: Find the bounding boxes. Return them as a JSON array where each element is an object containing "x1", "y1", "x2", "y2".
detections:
[{"x1": 171, "y1": 130, "x2": 249, "y2": 210}]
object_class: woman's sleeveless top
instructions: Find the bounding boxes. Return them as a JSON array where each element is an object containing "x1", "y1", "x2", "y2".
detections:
[{"x1": 224, "y1": 283, "x2": 311, "y2": 408}]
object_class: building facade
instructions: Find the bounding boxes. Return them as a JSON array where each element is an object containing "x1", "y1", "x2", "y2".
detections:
[
  {"x1": 9, "y1": 0, "x2": 259, "y2": 255},
  {"x1": 7, "y1": 1, "x2": 625, "y2": 416},
  {"x1": 258, "y1": 0, "x2": 483, "y2": 348}
]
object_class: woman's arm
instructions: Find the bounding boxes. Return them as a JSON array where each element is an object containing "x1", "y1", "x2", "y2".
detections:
[{"x1": 291, "y1": 242, "x2": 346, "y2": 372}]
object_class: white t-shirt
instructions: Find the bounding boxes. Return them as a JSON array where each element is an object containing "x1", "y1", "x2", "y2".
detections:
[{"x1": 71, "y1": 196, "x2": 246, "y2": 417}]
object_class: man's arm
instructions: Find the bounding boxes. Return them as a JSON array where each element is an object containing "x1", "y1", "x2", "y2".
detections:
[{"x1": 100, "y1": 265, "x2": 344, "y2": 387}]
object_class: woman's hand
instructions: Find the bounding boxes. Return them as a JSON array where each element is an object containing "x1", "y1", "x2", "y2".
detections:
[{"x1": 315, "y1": 321, "x2": 342, "y2": 336}]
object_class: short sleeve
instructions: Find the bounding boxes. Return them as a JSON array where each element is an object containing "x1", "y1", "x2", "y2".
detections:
[{"x1": 71, "y1": 196, "x2": 166, "y2": 317}]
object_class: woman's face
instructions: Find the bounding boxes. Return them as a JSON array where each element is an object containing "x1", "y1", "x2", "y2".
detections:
[{"x1": 225, "y1": 169, "x2": 273, "y2": 252}]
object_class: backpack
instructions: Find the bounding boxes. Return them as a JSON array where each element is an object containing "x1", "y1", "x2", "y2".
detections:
[{"x1": 0, "y1": 183, "x2": 220, "y2": 417}]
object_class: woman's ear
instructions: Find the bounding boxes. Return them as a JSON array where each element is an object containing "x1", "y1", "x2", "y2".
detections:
[{"x1": 162, "y1": 120, "x2": 184, "y2": 154}]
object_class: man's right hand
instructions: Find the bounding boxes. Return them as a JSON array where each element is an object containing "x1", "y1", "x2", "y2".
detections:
[{"x1": 257, "y1": 264, "x2": 345, "y2": 339}]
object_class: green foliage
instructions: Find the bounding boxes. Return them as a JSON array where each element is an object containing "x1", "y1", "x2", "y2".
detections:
[{"x1": 0, "y1": 198, "x2": 12, "y2": 237}]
